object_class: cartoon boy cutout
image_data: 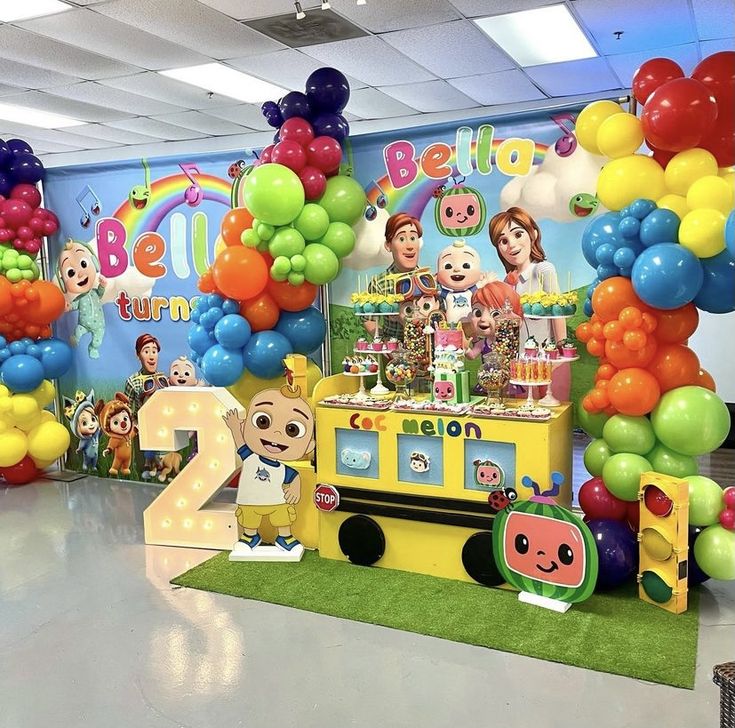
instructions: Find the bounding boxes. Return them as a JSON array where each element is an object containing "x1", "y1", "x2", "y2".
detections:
[
  {"x1": 223, "y1": 384, "x2": 315, "y2": 557},
  {"x1": 436, "y1": 240, "x2": 492, "y2": 324},
  {"x1": 57, "y1": 240, "x2": 106, "y2": 359}
]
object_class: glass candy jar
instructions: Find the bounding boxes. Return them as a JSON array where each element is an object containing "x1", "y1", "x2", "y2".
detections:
[
  {"x1": 477, "y1": 351, "x2": 510, "y2": 405},
  {"x1": 494, "y1": 297, "x2": 522, "y2": 364},
  {"x1": 385, "y1": 348, "x2": 418, "y2": 400}
]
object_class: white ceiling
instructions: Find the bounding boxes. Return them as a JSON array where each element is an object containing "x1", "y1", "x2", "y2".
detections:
[{"x1": 0, "y1": 0, "x2": 731, "y2": 167}]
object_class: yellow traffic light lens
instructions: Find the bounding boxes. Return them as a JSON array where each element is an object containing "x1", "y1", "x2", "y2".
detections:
[{"x1": 641, "y1": 527, "x2": 674, "y2": 561}]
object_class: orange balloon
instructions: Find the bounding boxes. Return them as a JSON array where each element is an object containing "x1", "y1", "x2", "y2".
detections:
[
  {"x1": 603, "y1": 320, "x2": 624, "y2": 341},
  {"x1": 696, "y1": 368, "x2": 716, "y2": 392},
  {"x1": 240, "y1": 292, "x2": 280, "y2": 332},
  {"x1": 221, "y1": 207, "x2": 254, "y2": 247},
  {"x1": 576, "y1": 322, "x2": 592, "y2": 342},
  {"x1": 590, "y1": 387, "x2": 610, "y2": 408},
  {"x1": 605, "y1": 337, "x2": 657, "y2": 368},
  {"x1": 655, "y1": 304, "x2": 699, "y2": 344},
  {"x1": 647, "y1": 343, "x2": 700, "y2": 393},
  {"x1": 267, "y1": 278, "x2": 318, "y2": 312},
  {"x1": 619, "y1": 306, "x2": 643, "y2": 329},
  {"x1": 582, "y1": 393, "x2": 599, "y2": 413},
  {"x1": 23, "y1": 281, "x2": 65, "y2": 325},
  {"x1": 212, "y1": 247, "x2": 268, "y2": 301},
  {"x1": 198, "y1": 268, "x2": 218, "y2": 294},
  {"x1": 591, "y1": 277, "x2": 646, "y2": 323},
  {"x1": 623, "y1": 329, "x2": 647, "y2": 351},
  {"x1": 641, "y1": 312, "x2": 657, "y2": 333},
  {"x1": 587, "y1": 337, "x2": 606, "y2": 357},
  {"x1": 608, "y1": 367, "x2": 661, "y2": 416},
  {"x1": 596, "y1": 363, "x2": 618, "y2": 381}
]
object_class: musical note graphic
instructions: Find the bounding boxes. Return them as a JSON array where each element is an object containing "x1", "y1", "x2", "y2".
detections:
[
  {"x1": 128, "y1": 158, "x2": 151, "y2": 210},
  {"x1": 180, "y1": 163, "x2": 204, "y2": 207},
  {"x1": 551, "y1": 113, "x2": 577, "y2": 157},
  {"x1": 364, "y1": 179, "x2": 389, "y2": 221},
  {"x1": 75, "y1": 185, "x2": 101, "y2": 228}
]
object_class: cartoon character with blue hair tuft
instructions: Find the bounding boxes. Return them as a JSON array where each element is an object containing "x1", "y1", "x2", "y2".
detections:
[{"x1": 63, "y1": 389, "x2": 101, "y2": 472}]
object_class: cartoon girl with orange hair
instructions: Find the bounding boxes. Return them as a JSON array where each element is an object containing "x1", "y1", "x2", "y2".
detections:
[{"x1": 466, "y1": 281, "x2": 522, "y2": 360}]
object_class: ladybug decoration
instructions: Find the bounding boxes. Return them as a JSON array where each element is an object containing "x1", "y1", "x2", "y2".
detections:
[
  {"x1": 488, "y1": 487, "x2": 518, "y2": 513},
  {"x1": 434, "y1": 176, "x2": 486, "y2": 237},
  {"x1": 432, "y1": 184, "x2": 446, "y2": 199}
]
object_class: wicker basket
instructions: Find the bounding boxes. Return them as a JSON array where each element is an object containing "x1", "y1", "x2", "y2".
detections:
[{"x1": 713, "y1": 662, "x2": 735, "y2": 728}]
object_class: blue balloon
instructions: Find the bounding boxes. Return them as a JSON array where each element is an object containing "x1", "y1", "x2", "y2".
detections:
[
  {"x1": 207, "y1": 294, "x2": 224, "y2": 308},
  {"x1": 279, "y1": 91, "x2": 311, "y2": 121},
  {"x1": 583, "y1": 298, "x2": 594, "y2": 317},
  {"x1": 595, "y1": 243, "x2": 617, "y2": 265},
  {"x1": 0, "y1": 139, "x2": 12, "y2": 168},
  {"x1": 188, "y1": 324, "x2": 215, "y2": 355},
  {"x1": 0, "y1": 354, "x2": 45, "y2": 393},
  {"x1": 243, "y1": 331, "x2": 293, "y2": 380},
  {"x1": 200, "y1": 307, "x2": 223, "y2": 331},
  {"x1": 640, "y1": 208, "x2": 680, "y2": 247},
  {"x1": 694, "y1": 250, "x2": 735, "y2": 314},
  {"x1": 631, "y1": 243, "x2": 704, "y2": 309},
  {"x1": 596, "y1": 263, "x2": 619, "y2": 281},
  {"x1": 618, "y1": 216, "x2": 640, "y2": 240},
  {"x1": 726, "y1": 210, "x2": 735, "y2": 258},
  {"x1": 26, "y1": 344, "x2": 41, "y2": 359},
  {"x1": 0, "y1": 336, "x2": 6, "y2": 348},
  {"x1": 629, "y1": 198, "x2": 656, "y2": 220},
  {"x1": 222, "y1": 298, "x2": 240, "y2": 315},
  {"x1": 194, "y1": 296, "x2": 209, "y2": 313},
  {"x1": 19, "y1": 337, "x2": 33, "y2": 347},
  {"x1": 9, "y1": 341, "x2": 26, "y2": 355},
  {"x1": 581, "y1": 212, "x2": 621, "y2": 268},
  {"x1": 214, "y1": 314, "x2": 252, "y2": 349},
  {"x1": 0, "y1": 348, "x2": 9, "y2": 363},
  {"x1": 201, "y1": 345, "x2": 244, "y2": 387},
  {"x1": 9, "y1": 153, "x2": 44, "y2": 183},
  {"x1": 6, "y1": 138, "x2": 33, "y2": 155},
  {"x1": 190, "y1": 309, "x2": 201, "y2": 323},
  {"x1": 275, "y1": 307, "x2": 327, "y2": 355},
  {"x1": 587, "y1": 519, "x2": 637, "y2": 590},
  {"x1": 613, "y1": 246, "x2": 637, "y2": 269},
  {"x1": 619, "y1": 266, "x2": 633, "y2": 278},
  {"x1": 39, "y1": 338, "x2": 72, "y2": 378},
  {"x1": 305, "y1": 67, "x2": 350, "y2": 114}
]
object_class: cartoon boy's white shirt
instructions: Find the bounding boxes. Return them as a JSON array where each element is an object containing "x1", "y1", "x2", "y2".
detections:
[{"x1": 235, "y1": 445, "x2": 297, "y2": 506}]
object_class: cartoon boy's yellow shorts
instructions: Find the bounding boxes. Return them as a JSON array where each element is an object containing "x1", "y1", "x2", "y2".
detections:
[{"x1": 236, "y1": 503, "x2": 297, "y2": 529}]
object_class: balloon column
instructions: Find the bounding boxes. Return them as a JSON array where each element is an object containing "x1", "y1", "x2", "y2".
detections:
[
  {"x1": 0, "y1": 138, "x2": 72, "y2": 485},
  {"x1": 190, "y1": 68, "x2": 364, "y2": 388},
  {"x1": 574, "y1": 51, "x2": 735, "y2": 583}
]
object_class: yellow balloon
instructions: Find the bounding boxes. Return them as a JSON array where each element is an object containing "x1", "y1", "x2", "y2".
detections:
[
  {"x1": 576, "y1": 101, "x2": 625, "y2": 154},
  {"x1": 719, "y1": 171, "x2": 735, "y2": 197},
  {"x1": 213, "y1": 234, "x2": 226, "y2": 258},
  {"x1": 26, "y1": 421, "x2": 70, "y2": 462},
  {"x1": 39, "y1": 410, "x2": 57, "y2": 424},
  {"x1": 641, "y1": 527, "x2": 673, "y2": 561},
  {"x1": 30, "y1": 380, "x2": 56, "y2": 408},
  {"x1": 664, "y1": 148, "x2": 718, "y2": 196},
  {"x1": 227, "y1": 360, "x2": 322, "y2": 407},
  {"x1": 686, "y1": 175, "x2": 734, "y2": 214},
  {"x1": 11, "y1": 395, "x2": 41, "y2": 432},
  {"x1": 596, "y1": 112, "x2": 644, "y2": 159},
  {"x1": 32, "y1": 457, "x2": 56, "y2": 470},
  {"x1": 657, "y1": 193, "x2": 690, "y2": 220},
  {"x1": 0, "y1": 419, "x2": 9, "y2": 434},
  {"x1": 679, "y1": 208, "x2": 726, "y2": 258},
  {"x1": 596, "y1": 154, "x2": 666, "y2": 211},
  {"x1": 0, "y1": 384, "x2": 8, "y2": 398},
  {"x1": 0, "y1": 428, "x2": 28, "y2": 467}
]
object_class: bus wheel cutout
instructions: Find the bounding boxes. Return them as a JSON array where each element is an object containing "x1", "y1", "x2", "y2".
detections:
[
  {"x1": 462, "y1": 531, "x2": 505, "y2": 587},
  {"x1": 338, "y1": 515, "x2": 386, "y2": 566}
]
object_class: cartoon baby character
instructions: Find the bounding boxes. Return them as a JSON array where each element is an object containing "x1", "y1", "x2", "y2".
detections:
[
  {"x1": 168, "y1": 355, "x2": 204, "y2": 387},
  {"x1": 57, "y1": 240, "x2": 106, "y2": 359},
  {"x1": 223, "y1": 384, "x2": 315, "y2": 555},
  {"x1": 63, "y1": 389, "x2": 100, "y2": 472},
  {"x1": 98, "y1": 392, "x2": 137, "y2": 477},
  {"x1": 473, "y1": 459, "x2": 505, "y2": 490},
  {"x1": 436, "y1": 240, "x2": 491, "y2": 324}
]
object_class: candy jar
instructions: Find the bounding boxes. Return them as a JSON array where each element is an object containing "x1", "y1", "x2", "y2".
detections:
[
  {"x1": 476, "y1": 351, "x2": 510, "y2": 406},
  {"x1": 385, "y1": 347, "x2": 418, "y2": 401},
  {"x1": 494, "y1": 297, "x2": 522, "y2": 364}
]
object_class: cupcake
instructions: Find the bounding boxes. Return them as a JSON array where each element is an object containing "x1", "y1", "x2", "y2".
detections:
[
  {"x1": 560, "y1": 338, "x2": 577, "y2": 358},
  {"x1": 386, "y1": 337, "x2": 399, "y2": 351},
  {"x1": 524, "y1": 336, "x2": 539, "y2": 358},
  {"x1": 543, "y1": 339, "x2": 558, "y2": 359},
  {"x1": 370, "y1": 338, "x2": 383, "y2": 351},
  {"x1": 362, "y1": 301, "x2": 375, "y2": 314},
  {"x1": 378, "y1": 301, "x2": 393, "y2": 313},
  {"x1": 356, "y1": 337, "x2": 368, "y2": 351},
  {"x1": 531, "y1": 302, "x2": 546, "y2": 316},
  {"x1": 342, "y1": 356, "x2": 352, "y2": 372},
  {"x1": 551, "y1": 303, "x2": 564, "y2": 316}
]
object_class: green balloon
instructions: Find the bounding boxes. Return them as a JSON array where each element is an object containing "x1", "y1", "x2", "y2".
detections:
[
  {"x1": 269, "y1": 228, "x2": 305, "y2": 259},
  {"x1": 293, "y1": 204, "x2": 330, "y2": 241},
  {"x1": 576, "y1": 404, "x2": 609, "y2": 439},
  {"x1": 651, "y1": 386, "x2": 730, "y2": 456},
  {"x1": 243, "y1": 163, "x2": 305, "y2": 226},
  {"x1": 318, "y1": 175, "x2": 366, "y2": 225},
  {"x1": 241, "y1": 228, "x2": 260, "y2": 248},
  {"x1": 6, "y1": 268, "x2": 22, "y2": 283},
  {"x1": 320, "y1": 221, "x2": 356, "y2": 258},
  {"x1": 687, "y1": 475, "x2": 724, "y2": 526},
  {"x1": 647, "y1": 443, "x2": 698, "y2": 478},
  {"x1": 270, "y1": 256, "x2": 291, "y2": 281},
  {"x1": 583, "y1": 438, "x2": 612, "y2": 477},
  {"x1": 602, "y1": 452, "x2": 651, "y2": 501},
  {"x1": 257, "y1": 223, "x2": 275, "y2": 241},
  {"x1": 290, "y1": 254, "x2": 306, "y2": 273},
  {"x1": 603, "y1": 415, "x2": 656, "y2": 455},
  {"x1": 694, "y1": 525, "x2": 735, "y2": 581},
  {"x1": 288, "y1": 271, "x2": 305, "y2": 286},
  {"x1": 303, "y1": 244, "x2": 339, "y2": 285}
]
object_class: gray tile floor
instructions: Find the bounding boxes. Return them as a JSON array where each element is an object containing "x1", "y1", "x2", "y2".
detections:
[{"x1": 1, "y1": 475, "x2": 733, "y2": 728}]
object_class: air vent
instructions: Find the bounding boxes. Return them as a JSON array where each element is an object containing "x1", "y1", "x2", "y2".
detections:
[{"x1": 244, "y1": 8, "x2": 367, "y2": 48}]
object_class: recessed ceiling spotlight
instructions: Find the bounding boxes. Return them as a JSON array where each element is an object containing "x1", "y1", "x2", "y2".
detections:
[
  {"x1": 357, "y1": 0, "x2": 367, "y2": 5},
  {"x1": 321, "y1": 0, "x2": 331, "y2": 9},
  {"x1": 295, "y1": 1, "x2": 306, "y2": 19}
]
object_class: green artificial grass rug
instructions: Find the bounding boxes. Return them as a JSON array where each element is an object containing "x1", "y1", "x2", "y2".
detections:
[{"x1": 172, "y1": 551, "x2": 700, "y2": 689}]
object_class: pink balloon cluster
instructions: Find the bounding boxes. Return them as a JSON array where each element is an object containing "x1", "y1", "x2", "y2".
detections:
[{"x1": 0, "y1": 184, "x2": 59, "y2": 256}]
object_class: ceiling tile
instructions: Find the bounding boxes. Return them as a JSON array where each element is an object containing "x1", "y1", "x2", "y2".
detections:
[
  {"x1": 195, "y1": 0, "x2": 311, "y2": 21},
  {"x1": 151, "y1": 111, "x2": 252, "y2": 136},
  {"x1": 381, "y1": 20, "x2": 514, "y2": 79},
  {"x1": 335, "y1": 0, "x2": 460, "y2": 32},
  {"x1": 0, "y1": 26, "x2": 140, "y2": 79},
  {"x1": 449, "y1": 69, "x2": 546, "y2": 105},
  {"x1": 199, "y1": 104, "x2": 272, "y2": 130},
  {"x1": 71, "y1": 123, "x2": 171, "y2": 145},
  {"x1": 526, "y1": 58, "x2": 623, "y2": 97},
  {"x1": 95, "y1": 0, "x2": 285, "y2": 59},
  {"x1": 606, "y1": 43, "x2": 701, "y2": 86},
  {"x1": 448, "y1": 0, "x2": 562, "y2": 17},
  {"x1": 700, "y1": 37, "x2": 735, "y2": 55},
  {"x1": 0, "y1": 83, "x2": 23, "y2": 96},
  {"x1": 691, "y1": 0, "x2": 735, "y2": 40},
  {"x1": 0, "y1": 90, "x2": 131, "y2": 123},
  {"x1": 574, "y1": 0, "x2": 696, "y2": 55},
  {"x1": 380, "y1": 80, "x2": 477, "y2": 113},
  {"x1": 0, "y1": 131, "x2": 80, "y2": 153},
  {"x1": 45, "y1": 82, "x2": 186, "y2": 116},
  {"x1": 226, "y1": 49, "x2": 367, "y2": 91},
  {"x1": 0, "y1": 59, "x2": 82, "y2": 91},
  {"x1": 105, "y1": 117, "x2": 207, "y2": 140},
  {"x1": 19, "y1": 8, "x2": 210, "y2": 70},
  {"x1": 340, "y1": 87, "x2": 417, "y2": 119},
  {"x1": 0, "y1": 123, "x2": 117, "y2": 149},
  {"x1": 301, "y1": 37, "x2": 436, "y2": 86}
]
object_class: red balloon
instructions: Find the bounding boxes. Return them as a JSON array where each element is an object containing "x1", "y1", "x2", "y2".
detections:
[
  {"x1": 648, "y1": 141, "x2": 676, "y2": 168},
  {"x1": 626, "y1": 500, "x2": 640, "y2": 531},
  {"x1": 0, "y1": 455, "x2": 39, "y2": 485},
  {"x1": 691, "y1": 51, "x2": 735, "y2": 107},
  {"x1": 10, "y1": 183, "x2": 42, "y2": 209},
  {"x1": 270, "y1": 140, "x2": 307, "y2": 173},
  {"x1": 279, "y1": 117, "x2": 315, "y2": 147},
  {"x1": 641, "y1": 77, "x2": 718, "y2": 152},
  {"x1": 298, "y1": 166, "x2": 327, "y2": 200},
  {"x1": 633, "y1": 57, "x2": 684, "y2": 105},
  {"x1": 260, "y1": 144, "x2": 275, "y2": 164},
  {"x1": 698, "y1": 112, "x2": 735, "y2": 168},
  {"x1": 643, "y1": 485, "x2": 673, "y2": 517},
  {"x1": 724, "y1": 487, "x2": 735, "y2": 510},
  {"x1": 720, "y1": 509, "x2": 735, "y2": 531},
  {"x1": 0, "y1": 199, "x2": 33, "y2": 229},
  {"x1": 579, "y1": 476, "x2": 628, "y2": 521},
  {"x1": 306, "y1": 135, "x2": 343, "y2": 174}
]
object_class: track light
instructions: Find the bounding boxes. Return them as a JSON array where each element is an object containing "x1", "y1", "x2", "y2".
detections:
[
  {"x1": 357, "y1": 0, "x2": 367, "y2": 5},
  {"x1": 294, "y1": 1, "x2": 305, "y2": 19},
  {"x1": 321, "y1": 0, "x2": 331, "y2": 8}
]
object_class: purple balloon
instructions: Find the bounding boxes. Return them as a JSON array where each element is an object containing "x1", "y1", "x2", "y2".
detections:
[
  {"x1": 279, "y1": 91, "x2": 311, "y2": 121},
  {"x1": 587, "y1": 519, "x2": 638, "y2": 590},
  {"x1": 305, "y1": 67, "x2": 350, "y2": 113},
  {"x1": 264, "y1": 108, "x2": 284, "y2": 129},
  {"x1": 0, "y1": 171, "x2": 12, "y2": 198},
  {"x1": 6, "y1": 138, "x2": 33, "y2": 155},
  {"x1": 312, "y1": 113, "x2": 349, "y2": 142},
  {"x1": 8, "y1": 154, "x2": 45, "y2": 184},
  {"x1": 261, "y1": 100, "x2": 279, "y2": 114},
  {"x1": 0, "y1": 139, "x2": 12, "y2": 170}
]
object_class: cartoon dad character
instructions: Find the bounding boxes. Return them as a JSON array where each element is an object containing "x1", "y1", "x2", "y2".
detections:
[
  {"x1": 223, "y1": 384, "x2": 315, "y2": 558},
  {"x1": 436, "y1": 239, "x2": 491, "y2": 324}
]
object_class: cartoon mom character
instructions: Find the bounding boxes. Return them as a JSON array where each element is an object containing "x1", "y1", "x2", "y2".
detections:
[{"x1": 57, "y1": 240, "x2": 106, "y2": 359}]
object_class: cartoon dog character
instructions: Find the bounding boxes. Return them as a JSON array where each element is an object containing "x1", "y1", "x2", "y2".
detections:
[
  {"x1": 98, "y1": 392, "x2": 137, "y2": 477},
  {"x1": 157, "y1": 451, "x2": 183, "y2": 483},
  {"x1": 473, "y1": 459, "x2": 505, "y2": 489},
  {"x1": 409, "y1": 451, "x2": 430, "y2": 473}
]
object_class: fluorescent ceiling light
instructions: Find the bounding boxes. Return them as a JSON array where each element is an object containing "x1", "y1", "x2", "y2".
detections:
[
  {"x1": 474, "y1": 4, "x2": 597, "y2": 66},
  {"x1": 159, "y1": 63, "x2": 287, "y2": 104},
  {"x1": 0, "y1": 102, "x2": 83, "y2": 129},
  {"x1": 0, "y1": 0, "x2": 71, "y2": 23}
]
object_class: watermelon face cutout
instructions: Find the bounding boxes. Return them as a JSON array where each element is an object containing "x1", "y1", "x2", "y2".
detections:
[{"x1": 434, "y1": 182, "x2": 486, "y2": 237}]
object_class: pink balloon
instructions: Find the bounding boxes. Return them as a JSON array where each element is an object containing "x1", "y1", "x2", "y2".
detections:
[
  {"x1": 298, "y1": 166, "x2": 327, "y2": 200},
  {"x1": 0, "y1": 228, "x2": 11, "y2": 242},
  {"x1": 279, "y1": 117, "x2": 315, "y2": 147},
  {"x1": 724, "y1": 487, "x2": 735, "y2": 510},
  {"x1": 29, "y1": 216, "x2": 45, "y2": 233},
  {"x1": 720, "y1": 508, "x2": 735, "y2": 530},
  {"x1": 260, "y1": 144, "x2": 275, "y2": 164},
  {"x1": 270, "y1": 140, "x2": 306, "y2": 172},
  {"x1": 16, "y1": 225, "x2": 33, "y2": 241},
  {"x1": 306, "y1": 135, "x2": 342, "y2": 174},
  {"x1": 42, "y1": 219, "x2": 58, "y2": 236},
  {"x1": 1, "y1": 199, "x2": 33, "y2": 229},
  {"x1": 9, "y1": 183, "x2": 42, "y2": 209}
]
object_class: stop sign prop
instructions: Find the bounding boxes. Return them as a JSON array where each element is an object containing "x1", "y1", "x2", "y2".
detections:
[{"x1": 314, "y1": 483, "x2": 340, "y2": 512}]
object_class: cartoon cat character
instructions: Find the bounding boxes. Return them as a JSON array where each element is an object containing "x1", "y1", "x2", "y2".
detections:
[{"x1": 98, "y1": 392, "x2": 137, "y2": 477}]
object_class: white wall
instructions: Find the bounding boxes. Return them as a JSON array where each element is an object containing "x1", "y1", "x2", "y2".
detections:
[{"x1": 690, "y1": 310, "x2": 735, "y2": 403}]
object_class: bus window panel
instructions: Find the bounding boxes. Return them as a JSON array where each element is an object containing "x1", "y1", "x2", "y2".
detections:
[
  {"x1": 463, "y1": 441, "x2": 516, "y2": 493},
  {"x1": 397, "y1": 434, "x2": 444, "y2": 487},
  {"x1": 336, "y1": 429, "x2": 380, "y2": 480}
]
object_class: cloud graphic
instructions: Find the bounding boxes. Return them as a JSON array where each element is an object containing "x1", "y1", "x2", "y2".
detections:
[{"x1": 342, "y1": 207, "x2": 394, "y2": 271}]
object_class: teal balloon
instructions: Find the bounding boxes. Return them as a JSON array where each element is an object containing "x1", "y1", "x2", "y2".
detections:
[
  {"x1": 318, "y1": 175, "x2": 366, "y2": 225},
  {"x1": 687, "y1": 475, "x2": 725, "y2": 526},
  {"x1": 583, "y1": 438, "x2": 612, "y2": 477},
  {"x1": 694, "y1": 525, "x2": 735, "y2": 580},
  {"x1": 303, "y1": 243, "x2": 339, "y2": 285},
  {"x1": 647, "y1": 443, "x2": 698, "y2": 478},
  {"x1": 294, "y1": 204, "x2": 330, "y2": 241},
  {"x1": 651, "y1": 386, "x2": 730, "y2": 456},
  {"x1": 320, "y1": 221, "x2": 356, "y2": 258},
  {"x1": 576, "y1": 405, "x2": 609, "y2": 439},
  {"x1": 243, "y1": 163, "x2": 304, "y2": 226},
  {"x1": 602, "y1": 452, "x2": 651, "y2": 502},
  {"x1": 603, "y1": 415, "x2": 655, "y2": 455},
  {"x1": 268, "y1": 227, "x2": 305, "y2": 258}
]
